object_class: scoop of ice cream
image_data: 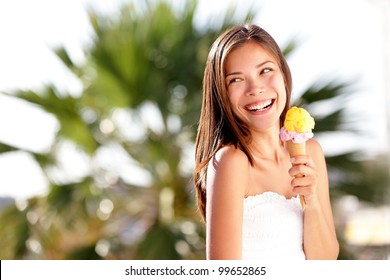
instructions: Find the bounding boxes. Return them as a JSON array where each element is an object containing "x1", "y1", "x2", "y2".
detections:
[
  {"x1": 280, "y1": 106, "x2": 315, "y2": 143},
  {"x1": 284, "y1": 106, "x2": 315, "y2": 133},
  {"x1": 279, "y1": 127, "x2": 313, "y2": 143}
]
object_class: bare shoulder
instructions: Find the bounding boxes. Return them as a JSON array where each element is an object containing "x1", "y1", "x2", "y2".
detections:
[
  {"x1": 306, "y1": 138, "x2": 325, "y2": 163},
  {"x1": 213, "y1": 145, "x2": 250, "y2": 169},
  {"x1": 207, "y1": 145, "x2": 250, "y2": 197},
  {"x1": 306, "y1": 138, "x2": 324, "y2": 155}
]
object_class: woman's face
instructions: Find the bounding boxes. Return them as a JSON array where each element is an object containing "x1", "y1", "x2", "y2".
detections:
[{"x1": 224, "y1": 41, "x2": 287, "y2": 132}]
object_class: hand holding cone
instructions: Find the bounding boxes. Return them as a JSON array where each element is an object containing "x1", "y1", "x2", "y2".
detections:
[{"x1": 279, "y1": 107, "x2": 315, "y2": 208}]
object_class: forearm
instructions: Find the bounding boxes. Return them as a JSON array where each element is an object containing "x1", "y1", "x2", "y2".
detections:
[{"x1": 303, "y1": 203, "x2": 339, "y2": 259}]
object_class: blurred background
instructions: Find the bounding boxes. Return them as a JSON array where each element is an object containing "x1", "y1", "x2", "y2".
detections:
[{"x1": 0, "y1": 0, "x2": 389, "y2": 259}]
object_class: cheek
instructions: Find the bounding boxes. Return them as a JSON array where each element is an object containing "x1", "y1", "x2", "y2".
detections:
[
  {"x1": 269, "y1": 73, "x2": 285, "y2": 88},
  {"x1": 270, "y1": 75, "x2": 287, "y2": 98},
  {"x1": 279, "y1": 89, "x2": 287, "y2": 108},
  {"x1": 227, "y1": 87, "x2": 242, "y2": 106},
  {"x1": 227, "y1": 89, "x2": 247, "y2": 119},
  {"x1": 270, "y1": 75, "x2": 287, "y2": 108}
]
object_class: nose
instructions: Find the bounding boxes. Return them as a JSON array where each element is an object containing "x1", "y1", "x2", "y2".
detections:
[{"x1": 246, "y1": 78, "x2": 265, "y2": 96}]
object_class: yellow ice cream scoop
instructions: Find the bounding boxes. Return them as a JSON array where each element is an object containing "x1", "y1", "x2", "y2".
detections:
[{"x1": 284, "y1": 106, "x2": 315, "y2": 133}]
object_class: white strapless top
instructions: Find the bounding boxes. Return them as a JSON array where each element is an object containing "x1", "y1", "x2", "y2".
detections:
[{"x1": 242, "y1": 191, "x2": 305, "y2": 260}]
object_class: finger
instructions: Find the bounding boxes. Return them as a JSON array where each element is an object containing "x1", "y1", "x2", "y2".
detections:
[
  {"x1": 288, "y1": 164, "x2": 313, "y2": 177},
  {"x1": 292, "y1": 185, "x2": 313, "y2": 198},
  {"x1": 292, "y1": 185, "x2": 306, "y2": 196},
  {"x1": 290, "y1": 155, "x2": 315, "y2": 168},
  {"x1": 291, "y1": 176, "x2": 313, "y2": 188},
  {"x1": 293, "y1": 185, "x2": 318, "y2": 202}
]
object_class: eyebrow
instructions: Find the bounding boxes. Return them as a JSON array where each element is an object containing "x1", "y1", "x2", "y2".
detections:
[{"x1": 225, "y1": 60, "x2": 275, "y2": 78}]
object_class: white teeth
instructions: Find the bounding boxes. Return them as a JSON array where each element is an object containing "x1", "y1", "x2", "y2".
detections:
[{"x1": 247, "y1": 100, "x2": 273, "y2": 111}]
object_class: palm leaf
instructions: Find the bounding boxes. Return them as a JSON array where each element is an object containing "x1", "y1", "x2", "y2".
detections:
[
  {"x1": 9, "y1": 87, "x2": 98, "y2": 154},
  {"x1": 0, "y1": 142, "x2": 18, "y2": 154},
  {"x1": 135, "y1": 222, "x2": 182, "y2": 260},
  {"x1": 0, "y1": 204, "x2": 30, "y2": 259},
  {"x1": 65, "y1": 244, "x2": 102, "y2": 260},
  {"x1": 326, "y1": 152, "x2": 364, "y2": 172},
  {"x1": 313, "y1": 109, "x2": 344, "y2": 132},
  {"x1": 298, "y1": 82, "x2": 351, "y2": 104}
]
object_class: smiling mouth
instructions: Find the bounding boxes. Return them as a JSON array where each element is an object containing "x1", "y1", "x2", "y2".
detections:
[{"x1": 245, "y1": 99, "x2": 275, "y2": 112}]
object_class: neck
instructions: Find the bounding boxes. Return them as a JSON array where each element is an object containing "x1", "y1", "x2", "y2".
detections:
[{"x1": 249, "y1": 126, "x2": 285, "y2": 162}]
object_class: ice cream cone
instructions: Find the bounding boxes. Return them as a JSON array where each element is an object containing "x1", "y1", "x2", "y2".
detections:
[
  {"x1": 280, "y1": 107, "x2": 315, "y2": 209},
  {"x1": 286, "y1": 140, "x2": 305, "y2": 156},
  {"x1": 286, "y1": 140, "x2": 306, "y2": 208}
]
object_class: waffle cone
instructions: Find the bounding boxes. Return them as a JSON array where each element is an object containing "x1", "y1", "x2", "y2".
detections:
[
  {"x1": 286, "y1": 140, "x2": 306, "y2": 156},
  {"x1": 286, "y1": 140, "x2": 306, "y2": 208}
]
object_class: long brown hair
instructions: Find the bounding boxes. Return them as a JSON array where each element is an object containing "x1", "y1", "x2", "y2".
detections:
[{"x1": 194, "y1": 24, "x2": 292, "y2": 221}]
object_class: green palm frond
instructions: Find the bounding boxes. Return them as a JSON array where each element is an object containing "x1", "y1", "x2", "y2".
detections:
[
  {"x1": 282, "y1": 40, "x2": 299, "y2": 58},
  {"x1": 135, "y1": 222, "x2": 183, "y2": 260},
  {"x1": 9, "y1": 87, "x2": 98, "y2": 154},
  {"x1": 0, "y1": 142, "x2": 18, "y2": 154},
  {"x1": 65, "y1": 244, "x2": 102, "y2": 260},
  {"x1": 314, "y1": 108, "x2": 344, "y2": 132},
  {"x1": 336, "y1": 157, "x2": 390, "y2": 204},
  {"x1": 299, "y1": 82, "x2": 352, "y2": 104},
  {"x1": 0, "y1": 204, "x2": 30, "y2": 259},
  {"x1": 326, "y1": 152, "x2": 364, "y2": 172}
]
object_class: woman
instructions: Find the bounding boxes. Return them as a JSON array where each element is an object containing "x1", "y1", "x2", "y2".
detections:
[{"x1": 194, "y1": 24, "x2": 339, "y2": 260}]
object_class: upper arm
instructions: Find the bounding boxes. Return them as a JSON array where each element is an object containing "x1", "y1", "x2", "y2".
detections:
[
  {"x1": 307, "y1": 139, "x2": 336, "y2": 235},
  {"x1": 205, "y1": 146, "x2": 249, "y2": 260}
]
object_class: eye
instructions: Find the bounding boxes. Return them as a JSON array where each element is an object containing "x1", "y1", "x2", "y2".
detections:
[
  {"x1": 227, "y1": 77, "x2": 242, "y2": 85},
  {"x1": 260, "y1": 68, "x2": 272, "y2": 74}
]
